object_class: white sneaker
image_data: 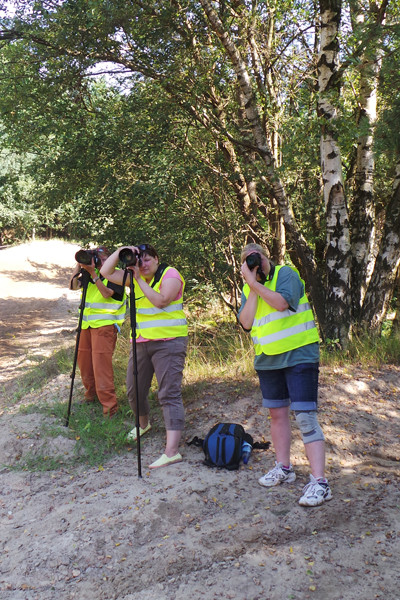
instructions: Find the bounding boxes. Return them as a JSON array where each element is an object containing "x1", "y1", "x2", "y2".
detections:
[
  {"x1": 258, "y1": 461, "x2": 296, "y2": 487},
  {"x1": 126, "y1": 423, "x2": 151, "y2": 443},
  {"x1": 299, "y1": 475, "x2": 332, "y2": 506}
]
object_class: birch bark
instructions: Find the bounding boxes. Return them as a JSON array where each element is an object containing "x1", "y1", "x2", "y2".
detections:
[
  {"x1": 350, "y1": 4, "x2": 386, "y2": 320},
  {"x1": 362, "y1": 159, "x2": 400, "y2": 328},
  {"x1": 317, "y1": 0, "x2": 352, "y2": 341}
]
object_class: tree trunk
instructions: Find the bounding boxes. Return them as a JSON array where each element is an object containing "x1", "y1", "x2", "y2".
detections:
[
  {"x1": 350, "y1": 5, "x2": 385, "y2": 322},
  {"x1": 361, "y1": 159, "x2": 400, "y2": 329},
  {"x1": 391, "y1": 268, "x2": 400, "y2": 334},
  {"x1": 317, "y1": 0, "x2": 352, "y2": 342}
]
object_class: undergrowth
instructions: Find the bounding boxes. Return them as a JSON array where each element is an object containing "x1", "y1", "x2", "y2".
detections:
[
  {"x1": 4, "y1": 305, "x2": 399, "y2": 472},
  {"x1": 320, "y1": 329, "x2": 400, "y2": 366}
]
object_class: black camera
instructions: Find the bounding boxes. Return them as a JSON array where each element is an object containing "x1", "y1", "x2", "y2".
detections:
[
  {"x1": 119, "y1": 248, "x2": 141, "y2": 267},
  {"x1": 245, "y1": 252, "x2": 262, "y2": 270},
  {"x1": 75, "y1": 249, "x2": 101, "y2": 269},
  {"x1": 245, "y1": 252, "x2": 266, "y2": 284}
]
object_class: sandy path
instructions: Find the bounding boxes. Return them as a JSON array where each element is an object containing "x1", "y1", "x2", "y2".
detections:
[{"x1": 0, "y1": 239, "x2": 80, "y2": 398}]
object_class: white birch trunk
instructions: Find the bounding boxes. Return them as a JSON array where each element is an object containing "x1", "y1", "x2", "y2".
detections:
[
  {"x1": 362, "y1": 159, "x2": 400, "y2": 328},
  {"x1": 318, "y1": 0, "x2": 352, "y2": 341},
  {"x1": 351, "y1": 8, "x2": 385, "y2": 316}
]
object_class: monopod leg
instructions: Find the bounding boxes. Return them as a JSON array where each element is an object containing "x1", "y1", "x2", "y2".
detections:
[
  {"x1": 129, "y1": 272, "x2": 142, "y2": 478},
  {"x1": 65, "y1": 269, "x2": 90, "y2": 427}
]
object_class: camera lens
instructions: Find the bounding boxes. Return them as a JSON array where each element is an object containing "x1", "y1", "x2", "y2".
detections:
[
  {"x1": 119, "y1": 248, "x2": 137, "y2": 267},
  {"x1": 75, "y1": 249, "x2": 93, "y2": 265}
]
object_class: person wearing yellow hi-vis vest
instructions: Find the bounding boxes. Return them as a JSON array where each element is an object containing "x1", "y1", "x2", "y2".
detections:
[
  {"x1": 101, "y1": 243, "x2": 188, "y2": 470},
  {"x1": 239, "y1": 243, "x2": 332, "y2": 507},
  {"x1": 70, "y1": 247, "x2": 127, "y2": 418}
]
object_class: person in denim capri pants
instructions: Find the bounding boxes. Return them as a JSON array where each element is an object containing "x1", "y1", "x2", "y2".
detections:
[{"x1": 239, "y1": 243, "x2": 332, "y2": 507}]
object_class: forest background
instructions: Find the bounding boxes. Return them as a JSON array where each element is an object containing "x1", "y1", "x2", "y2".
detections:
[{"x1": 0, "y1": 0, "x2": 400, "y2": 347}]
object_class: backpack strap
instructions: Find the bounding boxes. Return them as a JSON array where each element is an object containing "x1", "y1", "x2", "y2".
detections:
[
  {"x1": 187, "y1": 432, "x2": 270, "y2": 450},
  {"x1": 243, "y1": 431, "x2": 254, "y2": 446},
  {"x1": 151, "y1": 263, "x2": 168, "y2": 288},
  {"x1": 186, "y1": 436, "x2": 204, "y2": 448},
  {"x1": 252, "y1": 440, "x2": 271, "y2": 450}
]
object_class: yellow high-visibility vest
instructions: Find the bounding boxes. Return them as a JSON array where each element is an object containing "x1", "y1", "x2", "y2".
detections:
[
  {"x1": 243, "y1": 265, "x2": 319, "y2": 355},
  {"x1": 134, "y1": 266, "x2": 188, "y2": 339},
  {"x1": 81, "y1": 275, "x2": 127, "y2": 329}
]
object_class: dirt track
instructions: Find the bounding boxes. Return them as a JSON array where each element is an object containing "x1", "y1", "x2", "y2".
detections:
[
  {"x1": 0, "y1": 239, "x2": 81, "y2": 399},
  {"x1": 0, "y1": 240, "x2": 400, "y2": 600}
]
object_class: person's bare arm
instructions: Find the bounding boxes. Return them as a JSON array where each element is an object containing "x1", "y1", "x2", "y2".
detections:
[
  {"x1": 100, "y1": 249, "x2": 127, "y2": 286},
  {"x1": 239, "y1": 261, "x2": 288, "y2": 330}
]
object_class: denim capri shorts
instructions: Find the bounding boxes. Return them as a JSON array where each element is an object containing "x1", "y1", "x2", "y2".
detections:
[{"x1": 256, "y1": 362, "x2": 319, "y2": 411}]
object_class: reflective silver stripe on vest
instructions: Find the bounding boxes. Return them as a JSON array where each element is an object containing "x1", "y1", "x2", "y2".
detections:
[
  {"x1": 137, "y1": 303, "x2": 184, "y2": 315},
  {"x1": 137, "y1": 318, "x2": 188, "y2": 330},
  {"x1": 82, "y1": 313, "x2": 126, "y2": 322},
  {"x1": 85, "y1": 300, "x2": 127, "y2": 310},
  {"x1": 252, "y1": 320, "x2": 317, "y2": 346},
  {"x1": 253, "y1": 303, "x2": 312, "y2": 328}
]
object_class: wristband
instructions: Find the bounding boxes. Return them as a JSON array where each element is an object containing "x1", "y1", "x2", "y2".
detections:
[{"x1": 93, "y1": 276, "x2": 100, "y2": 283}]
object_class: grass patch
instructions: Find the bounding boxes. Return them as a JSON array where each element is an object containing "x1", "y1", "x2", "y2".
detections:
[
  {"x1": 320, "y1": 330, "x2": 400, "y2": 367},
  {"x1": 45, "y1": 400, "x2": 135, "y2": 466},
  {"x1": 7, "y1": 400, "x2": 139, "y2": 472},
  {"x1": 183, "y1": 308, "x2": 255, "y2": 395},
  {"x1": 7, "y1": 453, "x2": 69, "y2": 473}
]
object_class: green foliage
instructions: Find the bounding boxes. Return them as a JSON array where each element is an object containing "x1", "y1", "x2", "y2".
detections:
[
  {"x1": 0, "y1": 147, "x2": 37, "y2": 242},
  {"x1": 0, "y1": 0, "x2": 400, "y2": 335}
]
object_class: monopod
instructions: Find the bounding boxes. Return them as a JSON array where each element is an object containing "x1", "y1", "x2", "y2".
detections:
[
  {"x1": 126, "y1": 269, "x2": 142, "y2": 478},
  {"x1": 65, "y1": 268, "x2": 91, "y2": 427}
]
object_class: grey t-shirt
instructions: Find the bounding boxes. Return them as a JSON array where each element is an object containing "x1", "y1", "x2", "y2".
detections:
[{"x1": 238, "y1": 265, "x2": 319, "y2": 370}]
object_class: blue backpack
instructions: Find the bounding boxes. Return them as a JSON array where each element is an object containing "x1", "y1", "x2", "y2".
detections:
[{"x1": 188, "y1": 422, "x2": 270, "y2": 470}]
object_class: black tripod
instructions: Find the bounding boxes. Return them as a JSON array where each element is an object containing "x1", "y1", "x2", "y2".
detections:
[
  {"x1": 65, "y1": 268, "x2": 91, "y2": 427},
  {"x1": 127, "y1": 269, "x2": 142, "y2": 478}
]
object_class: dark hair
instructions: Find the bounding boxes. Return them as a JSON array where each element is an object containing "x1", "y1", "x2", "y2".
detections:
[{"x1": 138, "y1": 243, "x2": 158, "y2": 259}]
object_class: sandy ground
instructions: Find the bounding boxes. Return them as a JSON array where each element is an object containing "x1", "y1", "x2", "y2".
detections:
[
  {"x1": 0, "y1": 240, "x2": 400, "y2": 600},
  {"x1": 0, "y1": 239, "x2": 81, "y2": 396}
]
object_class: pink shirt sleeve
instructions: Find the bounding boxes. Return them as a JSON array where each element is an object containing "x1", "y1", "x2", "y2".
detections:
[{"x1": 161, "y1": 267, "x2": 183, "y2": 300}]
